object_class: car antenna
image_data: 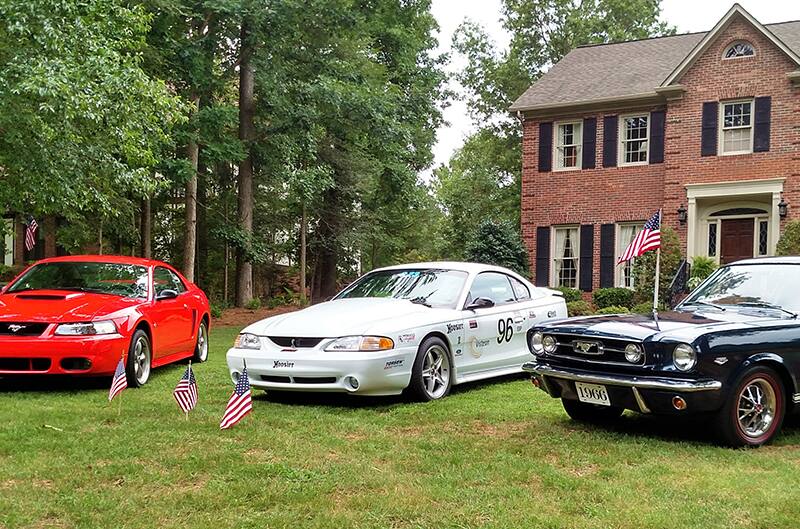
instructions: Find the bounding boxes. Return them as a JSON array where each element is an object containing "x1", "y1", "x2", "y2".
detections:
[{"x1": 652, "y1": 307, "x2": 661, "y2": 331}]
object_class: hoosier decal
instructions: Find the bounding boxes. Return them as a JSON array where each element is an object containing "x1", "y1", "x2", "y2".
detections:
[
  {"x1": 273, "y1": 360, "x2": 295, "y2": 368},
  {"x1": 446, "y1": 322, "x2": 464, "y2": 334}
]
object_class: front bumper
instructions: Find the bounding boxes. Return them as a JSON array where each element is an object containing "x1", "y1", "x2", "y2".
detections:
[
  {"x1": 0, "y1": 334, "x2": 129, "y2": 376},
  {"x1": 227, "y1": 344, "x2": 417, "y2": 396},
  {"x1": 522, "y1": 361, "x2": 725, "y2": 414}
]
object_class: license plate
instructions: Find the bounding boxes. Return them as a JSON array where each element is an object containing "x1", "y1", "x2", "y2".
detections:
[{"x1": 575, "y1": 382, "x2": 610, "y2": 406}]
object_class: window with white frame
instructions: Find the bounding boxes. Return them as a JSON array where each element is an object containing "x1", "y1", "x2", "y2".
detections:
[
  {"x1": 724, "y1": 41, "x2": 754, "y2": 59},
  {"x1": 615, "y1": 223, "x2": 640, "y2": 288},
  {"x1": 720, "y1": 100, "x2": 753, "y2": 154},
  {"x1": 552, "y1": 226, "x2": 579, "y2": 288},
  {"x1": 620, "y1": 115, "x2": 649, "y2": 165},
  {"x1": 554, "y1": 121, "x2": 582, "y2": 170}
]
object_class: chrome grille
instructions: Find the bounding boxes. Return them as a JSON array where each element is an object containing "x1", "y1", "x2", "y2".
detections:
[{"x1": 546, "y1": 333, "x2": 645, "y2": 366}]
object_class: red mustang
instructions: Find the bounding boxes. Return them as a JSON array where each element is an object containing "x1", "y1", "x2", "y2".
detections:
[{"x1": 0, "y1": 255, "x2": 210, "y2": 386}]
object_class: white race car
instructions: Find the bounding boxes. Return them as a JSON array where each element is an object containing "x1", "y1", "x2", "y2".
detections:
[{"x1": 227, "y1": 262, "x2": 567, "y2": 400}]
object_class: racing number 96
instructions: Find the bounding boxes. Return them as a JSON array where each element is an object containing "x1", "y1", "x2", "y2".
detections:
[{"x1": 497, "y1": 318, "x2": 513, "y2": 344}]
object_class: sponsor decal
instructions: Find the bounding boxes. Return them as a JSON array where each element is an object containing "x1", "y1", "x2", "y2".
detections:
[
  {"x1": 398, "y1": 333, "x2": 416, "y2": 343},
  {"x1": 273, "y1": 360, "x2": 295, "y2": 368},
  {"x1": 469, "y1": 336, "x2": 491, "y2": 358},
  {"x1": 384, "y1": 359, "x2": 404, "y2": 370},
  {"x1": 469, "y1": 320, "x2": 478, "y2": 329},
  {"x1": 547, "y1": 310, "x2": 557, "y2": 318},
  {"x1": 528, "y1": 311, "x2": 536, "y2": 319},
  {"x1": 454, "y1": 349, "x2": 463, "y2": 357},
  {"x1": 281, "y1": 348, "x2": 298, "y2": 352},
  {"x1": 446, "y1": 322, "x2": 464, "y2": 334}
]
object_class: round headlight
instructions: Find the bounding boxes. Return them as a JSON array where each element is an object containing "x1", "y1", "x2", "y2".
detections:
[
  {"x1": 542, "y1": 335, "x2": 557, "y2": 353},
  {"x1": 624, "y1": 343, "x2": 643, "y2": 364},
  {"x1": 530, "y1": 331, "x2": 544, "y2": 354},
  {"x1": 673, "y1": 343, "x2": 697, "y2": 371}
]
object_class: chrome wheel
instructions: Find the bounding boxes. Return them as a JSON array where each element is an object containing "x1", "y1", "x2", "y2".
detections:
[
  {"x1": 196, "y1": 322, "x2": 208, "y2": 362},
  {"x1": 132, "y1": 336, "x2": 151, "y2": 385},
  {"x1": 737, "y1": 377, "x2": 776, "y2": 439},
  {"x1": 421, "y1": 344, "x2": 450, "y2": 399}
]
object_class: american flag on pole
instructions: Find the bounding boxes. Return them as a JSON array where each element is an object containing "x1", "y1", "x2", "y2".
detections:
[
  {"x1": 173, "y1": 364, "x2": 198, "y2": 414},
  {"x1": 617, "y1": 210, "x2": 662, "y2": 264},
  {"x1": 108, "y1": 358, "x2": 128, "y2": 402},
  {"x1": 220, "y1": 366, "x2": 252, "y2": 429},
  {"x1": 24, "y1": 217, "x2": 38, "y2": 252}
]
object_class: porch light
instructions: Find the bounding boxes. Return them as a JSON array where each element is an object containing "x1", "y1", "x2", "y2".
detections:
[
  {"x1": 779, "y1": 197, "x2": 789, "y2": 218},
  {"x1": 677, "y1": 204, "x2": 688, "y2": 224}
]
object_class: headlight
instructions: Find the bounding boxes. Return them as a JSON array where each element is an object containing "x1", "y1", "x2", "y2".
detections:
[
  {"x1": 324, "y1": 336, "x2": 394, "y2": 352},
  {"x1": 54, "y1": 320, "x2": 117, "y2": 336},
  {"x1": 542, "y1": 335, "x2": 557, "y2": 353},
  {"x1": 624, "y1": 343, "x2": 643, "y2": 363},
  {"x1": 530, "y1": 331, "x2": 544, "y2": 354},
  {"x1": 234, "y1": 333, "x2": 261, "y2": 350},
  {"x1": 673, "y1": 343, "x2": 697, "y2": 371}
]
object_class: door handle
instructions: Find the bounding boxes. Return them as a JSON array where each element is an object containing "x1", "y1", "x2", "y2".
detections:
[{"x1": 513, "y1": 316, "x2": 524, "y2": 323}]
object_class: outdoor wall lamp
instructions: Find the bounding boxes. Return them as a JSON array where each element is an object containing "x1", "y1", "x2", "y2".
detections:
[
  {"x1": 779, "y1": 197, "x2": 789, "y2": 218},
  {"x1": 677, "y1": 204, "x2": 687, "y2": 224}
]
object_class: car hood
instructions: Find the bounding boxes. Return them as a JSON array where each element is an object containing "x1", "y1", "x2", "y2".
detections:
[
  {"x1": 243, "y1": 297, "x2": 457, "y2": 337},
  {"x1": 539, "y1": 310, "x2": 784, "y2": 343},
  {"x1": 0, "y1": 290, "x2": 139, "y2": 323}
]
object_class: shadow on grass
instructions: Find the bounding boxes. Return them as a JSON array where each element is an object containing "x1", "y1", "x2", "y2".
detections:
[{"x1": 0, "y1": 362, "x2": 186, "y2": 393}]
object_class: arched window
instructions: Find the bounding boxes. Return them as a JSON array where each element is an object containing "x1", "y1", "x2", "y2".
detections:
[{"x1": 724, "y1": 41, "x2": 755, "y2": 59}]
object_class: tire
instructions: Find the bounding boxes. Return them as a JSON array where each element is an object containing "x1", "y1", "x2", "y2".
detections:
[
  {"x1": 713, "y1": 366, "x2": 785, "y2": 447},
  {"x1": 192, "y1": 320, "x2": 209, "y2": 363},
  {"x1": 562, "y1": 398, "x2": 624, "y2": 423},
  {"x1": 125, "y1": 329, "x2": 152, "y2": 388},
  {"x1": 406, "y1": 336, "x2": 453, "y2": 402}
]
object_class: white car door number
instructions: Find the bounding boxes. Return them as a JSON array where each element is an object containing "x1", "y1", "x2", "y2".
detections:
[{"x1": 496, "y1": 317, "x2": 514, "y2": 344}]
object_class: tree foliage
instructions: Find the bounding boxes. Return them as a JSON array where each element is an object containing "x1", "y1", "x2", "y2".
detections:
[
  {"x1": 632, "y1": 227, "x2": 682, "y2": 305},
  {"x1": 776, "y1": 221, "x2": 800, "y2": 256},
  {"x1": 465, "y1": 219, "x2": 529, "y2": 276}
]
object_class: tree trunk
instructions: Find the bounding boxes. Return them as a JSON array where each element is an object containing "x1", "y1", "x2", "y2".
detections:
[
  {"x1": 13, "y1": 216, "x2": 24, "y2": 266},
  {"x1": 141, "y1": 197, "x2": 152, "y2": 258},
  {"x1": 182, "y1": 96, "x2": 200, "y2": 282},
  {"x1": 315, "y1": 186, "x2": 340, "y2": 301},
  {"x1": 43, "y1": 215, "x2": 56, "y2": 258},
  {"x1": 235, "y1": 19, "x2": 255, "y2": 307},
  {"x1": 299, "y1": 204, "x2": 307, "y2": 302},
  {"x1": 196, "y1": 163, "x2": 208, "y2": 289}
]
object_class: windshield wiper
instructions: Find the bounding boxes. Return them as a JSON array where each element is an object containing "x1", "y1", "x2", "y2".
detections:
[
  {"x1": 735, "y1": 301, "x2": 798, "y2": 319},
  {"x1": 408, "y1": 290, "x2": 436, "y2": 308},
  {"x1": 682, "y1": 300, "x2": 726, "y2": 311}
]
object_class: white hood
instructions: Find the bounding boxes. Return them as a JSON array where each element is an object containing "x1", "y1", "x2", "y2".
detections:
[{"x1": 243, "y1": 297, "x2": 457, "y2": 337}]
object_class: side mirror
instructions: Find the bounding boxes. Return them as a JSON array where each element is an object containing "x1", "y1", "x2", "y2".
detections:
[
  {"x1": 156, "y1": 289, "x2": 179, "y2": 301},
  {"x1": 0, "y1": 283, "x2": 6, "y2": 294},
  {"x1": 465, "y1": 297, "x2": 495, "y2": 311}
]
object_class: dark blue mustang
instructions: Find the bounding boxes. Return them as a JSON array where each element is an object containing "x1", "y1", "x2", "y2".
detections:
[{"x1": 524, "y1": 256, "x2": 800, "y2": 447}]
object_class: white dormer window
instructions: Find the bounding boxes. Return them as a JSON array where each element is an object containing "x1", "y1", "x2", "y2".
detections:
[{"x1": 724, "y1": 41, "x2": 754, "y2": 59}]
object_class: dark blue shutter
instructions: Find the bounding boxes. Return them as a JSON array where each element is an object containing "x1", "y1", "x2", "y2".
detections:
[
  {"x1": 538, "y1": 122, "x2": 553, "y2": 172},
  {"x1": 649, "y1": 111, "x2": 665, "y2": 164},
  {"x1": 535, "y1": 226, "x2": 551, "y2": 287},
  {"x1": 599, "y1": 224, "x2": 616, "y2": 288},
  {"x1": 582, "y1": 117, "x2": 596, "y2": 169},
  {"x1": 579, "y1": 225, "x2": 594, "y2": 292},
  {"x1": 701, "y1": 102, "x2": 718, "y2": 156},
  {"x1": 602, "y1": 115, "x2": 617, "y2": 167},
  {"x1": 753, "y1": 96, "x2": 771, "y2": 152}
]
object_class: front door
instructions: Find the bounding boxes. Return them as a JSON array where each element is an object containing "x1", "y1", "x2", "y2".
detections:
[{"x1": 720, "y1": 219, "x2": 755, "y2": 265}]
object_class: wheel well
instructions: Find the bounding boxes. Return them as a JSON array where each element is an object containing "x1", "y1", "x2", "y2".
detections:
[
  {"x1": 756, "y1": 359, "x2": 796, "y2": 403},
  {"x1": 201, "y1": 313, "x2": 210, "y2": 328},
  {"x1": 422, "y1": 331, "x2": 453, "y2": 358},
  {"x1": 135, "y1": 320, "x2": 152, "y2": 342}
]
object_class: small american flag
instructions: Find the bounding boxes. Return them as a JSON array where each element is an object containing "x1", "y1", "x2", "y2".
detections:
[
  {"x1": 173, "y1": 364, "x2": 198, "y2": 414},
  {"x1": 108, "y1": 358, "x2": 128, "y2": 402},
  {"x1": 24, "y1": 217, "x2": 38, "y2": 252},
  {"x1": 220, "y1": 366, "x2": 252, "y2": 429},
  {"x1": 618, "y1": 210, "x2": 661, "y2": 264}
]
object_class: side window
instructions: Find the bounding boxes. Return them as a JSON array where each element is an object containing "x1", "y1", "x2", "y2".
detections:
[
  {"x1": 510, "y1": 277, "x2": 531, "y2": 301},
  {"x1": 154, "y1": 267, "x2": 186, "y2": 296},
  {"x1": 468, "y1": 272, "x2": 516, "y2": 306}
]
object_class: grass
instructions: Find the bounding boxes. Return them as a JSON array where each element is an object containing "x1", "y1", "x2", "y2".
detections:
[{"x1": 2, "y1": 325, "x2": 800, "y2": 529}]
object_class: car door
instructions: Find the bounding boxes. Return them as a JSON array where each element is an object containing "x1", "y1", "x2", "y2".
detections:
[
  {"x1": 460, "y1": 272, "x2": 521, "y2": 375},
  {"x1": 149, "y1": 266, "x2": 193, "y2": 358}
]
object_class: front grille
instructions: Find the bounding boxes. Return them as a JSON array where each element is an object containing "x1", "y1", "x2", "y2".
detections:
[
  {"x1": 546, "y1": 333, "x2": 645, "y2": 366},
  {"x1": 0, "y1": 322, "x2": 49, "y2": 337},
  {"x1": 267, "y1": 337, "x2": 324, "y2": 348},
  {"x1": 0, "y1": 358, "x2": 51, "y2": 371}
]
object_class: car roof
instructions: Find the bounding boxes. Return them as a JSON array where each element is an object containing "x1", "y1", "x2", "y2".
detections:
[
  {"x1": 728, "y1": 256, "x2": 800, "y2": 266},
  {"x1": 35, "y1": 254, "x2": 174, "y2": 268},
  {"x1": 370, "y1": 261, "x2": 529, "y2": 277}
]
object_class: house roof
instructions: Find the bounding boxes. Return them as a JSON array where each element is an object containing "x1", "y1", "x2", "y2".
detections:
[{"x1": 510, "y1": 5, "x2": 800, "y2": 113}]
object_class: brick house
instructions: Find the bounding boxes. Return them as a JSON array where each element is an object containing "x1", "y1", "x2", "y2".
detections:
[{"x1": 510, "y1": 4, "x2": 800, "y2": 293}]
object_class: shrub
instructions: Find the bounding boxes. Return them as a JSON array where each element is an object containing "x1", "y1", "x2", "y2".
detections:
[
  {"x1": 210, "y1": 303, "x2": 225, "y2": 319},
  {"x1": 632, "y1": 226, "x2": 682, "y2": 306},
  {"x1": 554, "y1": 286, "x2": 582, "y2": 302},
  {"x1": 245, "y1": 297, "x2": 262, "y2": 310},
  {"x1": 776, "y1": 221, "x2": 800, "y2": 256},
  {"x1": 687, "y1": 276, "x2": 704, "y2": 291},
  {"x1": 465, "y1": 219, "x2": 529, "y2": 277},
  {"x1": 631, "y1": 301, "x2": 666, "y2": 314},
  {"x1": 567, "y1": 300, "x2": 593, "y2": 317},
  {"x1": 596, "y1": 305, "x2": 630, "y2": 315},
  {"x1": 592, "y1": 287, "x2": 634, "y2": 309},
  {"x1": 690, "y1": 256, "x2": 718, "y2": 281}
]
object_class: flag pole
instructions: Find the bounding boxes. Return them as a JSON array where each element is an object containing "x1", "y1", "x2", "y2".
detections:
[
  {"x1": 117, "y1": 349, "x2": 124, "y2": 416},
  {"x1": 186, "y1": 361, "x2": 191, "y2": 421},
  {"x1": 652, "y1": 209, "x2": 662, "y2": 328}
]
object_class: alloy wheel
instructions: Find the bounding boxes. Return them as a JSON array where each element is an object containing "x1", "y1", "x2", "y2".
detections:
[
  {"x1": 421, "y1": 344, "x2": 450, "y2": 399},
  {"x1": 737, "y1": 377, "x2": 776, "y2": 439},
  {"x1": 133, "y1": 336, "x2": 151, "y2": 385}
]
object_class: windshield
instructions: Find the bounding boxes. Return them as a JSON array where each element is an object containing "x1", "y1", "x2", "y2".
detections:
[
  {"x1": 7, "y1": 262, "x2": 149, "y2": 298},
  {"x1": 336, "y1": 269, "x2": 468, "y2": 309},
  {"x1": 680, "y1": 263, "x2": 800, "y2": 315}
]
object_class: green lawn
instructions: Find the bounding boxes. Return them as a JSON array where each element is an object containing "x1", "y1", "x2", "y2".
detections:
[{"x1": 2, "y1": 325, "x2": 800, "y2": 529}]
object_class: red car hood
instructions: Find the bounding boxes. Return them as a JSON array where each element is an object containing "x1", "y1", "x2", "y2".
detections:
[{"x1": 0, "y1": 290, "x2": 141, "y2": 323}]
